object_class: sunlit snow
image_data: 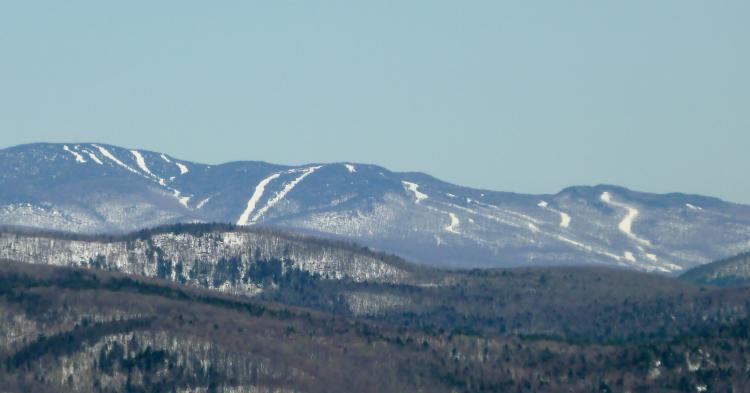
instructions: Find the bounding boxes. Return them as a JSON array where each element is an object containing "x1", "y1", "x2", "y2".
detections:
[
  {"x1": 537, "y1": 200, "x2": 571, "y2": 228},
  {"x1": 130, "y1": 150, "x2": 155, "y2": 177},
  {"x1": 63, "y1": 145, "x2": 86, "y2": 163},
  {"x1": 92, "y1": 144, "x2": 141, "y2": 175},
  {"x1": 237, "y1": 173, "x2": 282, "y2": 225},
  {"x1": 176, "y1": 162, "x2": 189, "y2": 175},
  {"x1": 251, "y1": 166, "x2": 322, "y2": 222},
  {"x1": 445, "y1": 212, "x2": 460, "y2": 234},
  {"x1": 196, "y1": 197, "x2": 212, "y2": 209},
  {"x1": 81, "y1": 149, "x2": 103, "y2": 165},
  {"x1": 402, "y1": 181, "x2": 428, "y2": 204},
  {"x1": 600, "y1": 192, "x2": 651, "y2": 246}
]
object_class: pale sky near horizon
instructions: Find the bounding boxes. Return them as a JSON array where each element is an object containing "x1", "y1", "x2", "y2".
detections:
[{"x1": 1, "y1": 2, "x2": 748, "y2": 203}]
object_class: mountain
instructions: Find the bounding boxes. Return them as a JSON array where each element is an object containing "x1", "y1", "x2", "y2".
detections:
[
  {"x1": 2, "y1": 142, "x2": 750, "y2": 272},
  {"x1": 680, "y1": 251, "x2": 750, "y2": 286}
]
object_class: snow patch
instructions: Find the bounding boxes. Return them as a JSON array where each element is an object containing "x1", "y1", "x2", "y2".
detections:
[
  {"x1": 160, "y1": 153, "x2": 171, "y2": 163},
  {"x1": 236, "y1": 173, "x2": 282, "y2": 225},
  {"x1": 63, "y1": 145, "x2": 86, "y2": 163},
  {"x1": 686, "y1": 203, "x2": 703, "y2": 211},
  {"x1": 624, "y1": 251, "x2": 636, "y2": 262},
  {"x1": 537, "y1": 201, "x2": 548, "y2": 208},
  {"x1": 175, "y1": 162, "x2": 189, "y2": 175},
  {"x1": 445, "y1": 212, "x2": 460, "y2": 234},
  {"x1": 344, "y1": 164, "x2": 356, "y2": 173},
  {"x1": 402, "y1": 181, "x2": 428, "y2": 204}
]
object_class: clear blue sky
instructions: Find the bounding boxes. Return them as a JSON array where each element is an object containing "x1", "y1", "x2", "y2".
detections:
[{"x1": 1, "y1": 2, "x2": 748, "y2": 203}]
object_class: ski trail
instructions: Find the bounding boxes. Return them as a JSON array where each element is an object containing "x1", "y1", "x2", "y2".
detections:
[
  {"x1": 537, "y1": 200, "x2": 572, "y2": 228},
  {"x1": 600, "y1": 192, "x2": 652, "y2": 246},
  {"x1": 685, "y1": 203, "x2": 703, "y2": 211},
  {"x1": 81, "y1": 148, "x2": 103, "y2": 165},
  {"x1": 196, "y1": 197, "x2": 212, "y2": 209},
  {"x1": 445, "y1": 200, "x2": 624, "y2": 264},
  {"x1": 444, "y1": 202, "x2": 524, "y2": 231},
  {"x1": 94, "y1": 145, "x2": 194, "y2": 209},
  {"x1": 132, "y1": 150, "x2": 177, "y2": 193},
  {"x1": 251, "y1": 166, "x2": 322, "y2": 222},
  {"x1": 160, "y1": 153, "x2": 172, "y2": 163},
  {"x1": 474, "y1": 201, "x2": 541, "y2": 224},
  {"x1": 173, "y1": 190, "x2": 190, "y2": 208},
  {"x1": 130, "y1": 150, "x2": 156, "y2": 177},
  {"x1": 92, "y1": 144, "x2": 141, "y2": 175},
  {"x1": 420, "y1": 203, "x2": 463, "y2": 235},
  {"x1": 237, "y1": 173, "x2": 282, "y2": 225},
  {"x1": 553, "y1": 234, "x2": 624, "y2": 263},
  {"x1": 402, "y1": 181, "x2": 428, "y2": 204},
  {"x1": 175, "y1": 162, "x2": 189, "y2": 175},
  {"x1": 559, "y1": 212, "x2": 571, "y2": 228},
  {"x1": 445, "y1": 212, "x2": 460, "y2": 233},
  {"x1": 63, "y1": 145, "x2": 86, "y2": 163}
]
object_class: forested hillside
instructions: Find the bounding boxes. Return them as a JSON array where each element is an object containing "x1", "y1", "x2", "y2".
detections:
[
  {"x1": 681, "y1": 251, "x2": 750, "y2": 286},
  {"x1": 1, "y1": 260, "x2": 749, "y2": 392},
  {"x1": 3, "y1": 224, "x2": 750, "y2": 344}
]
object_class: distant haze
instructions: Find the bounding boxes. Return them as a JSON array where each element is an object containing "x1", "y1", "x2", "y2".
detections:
[{"x1": 1, "y1": 2, "x2": 748, "y2": 203}]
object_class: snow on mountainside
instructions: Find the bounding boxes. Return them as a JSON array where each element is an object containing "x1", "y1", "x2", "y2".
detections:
[{"x1": 2, "y1": 142, "x2": 750, "y2": 272}]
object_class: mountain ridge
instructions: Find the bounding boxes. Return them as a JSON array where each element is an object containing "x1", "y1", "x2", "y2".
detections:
[
  {"x1": 2, "y1": 142, "x2": 749, "y2": 272},
  {"x1": 8, "y1": 142, "x2": 736, "y2": 203}
]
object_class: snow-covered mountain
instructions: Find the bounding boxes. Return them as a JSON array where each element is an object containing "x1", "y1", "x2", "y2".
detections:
[{"x1": 2, "y1": 142, "x2": 749, "y2": 272}]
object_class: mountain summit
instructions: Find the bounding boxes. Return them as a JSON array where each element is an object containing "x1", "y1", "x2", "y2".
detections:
[{"x1": 2, "y1": 142, "x2": 749, "y2": 272}]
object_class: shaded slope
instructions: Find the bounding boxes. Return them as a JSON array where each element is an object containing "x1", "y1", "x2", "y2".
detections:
[{"x1": 680, "y1": 251, "x2": 750, "y2": 286}]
